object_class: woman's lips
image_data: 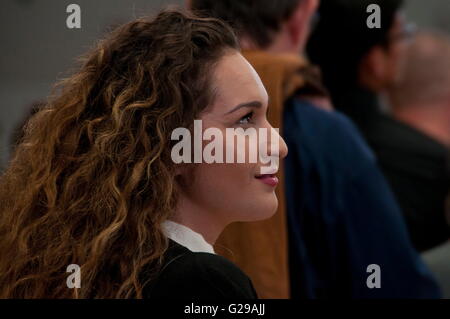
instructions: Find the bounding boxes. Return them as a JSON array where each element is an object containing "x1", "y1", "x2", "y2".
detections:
[{"x1": 255, "y1": 174, "x2": 279, "y2": 187}]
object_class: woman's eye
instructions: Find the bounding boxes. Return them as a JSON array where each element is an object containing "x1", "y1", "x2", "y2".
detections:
[{"x1": 238, "y1": 112, "x2": 253, "y2": 125}]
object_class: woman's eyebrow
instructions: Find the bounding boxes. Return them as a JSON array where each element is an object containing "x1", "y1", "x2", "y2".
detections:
[{"x1": 224, "y1": 100, "x2": 263, "y2": 115}]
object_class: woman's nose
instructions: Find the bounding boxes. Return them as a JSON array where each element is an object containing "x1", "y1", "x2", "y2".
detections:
[
  {"x1": 279, "y1": 134, "x2": 288, "y2": 160},
  {"x1": 266, "y1": 126, "x2": 288, "y2": 159}
]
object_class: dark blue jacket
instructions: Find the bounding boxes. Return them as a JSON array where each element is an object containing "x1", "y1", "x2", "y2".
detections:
[{"x1": 283, "y1": 98, "x2": 442, "y2": 298}]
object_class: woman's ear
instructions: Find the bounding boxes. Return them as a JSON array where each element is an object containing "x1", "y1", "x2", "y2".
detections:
[{"x1": 174, "y1": 163, "x2": 186, "y2": 177}]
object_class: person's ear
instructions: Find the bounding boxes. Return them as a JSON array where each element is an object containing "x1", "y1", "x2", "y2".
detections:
[
  {"x1": 286, "y1": 0, "x2": 319, "y2": 50},
  {"x1": 360, "y1": 46, "x2": 388, "y2": 85},
  {"x1": 174, "y1": 163, "x2": 187, "y2": 177}
]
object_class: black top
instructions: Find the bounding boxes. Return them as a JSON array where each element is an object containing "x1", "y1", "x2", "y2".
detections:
[
  {"x1": 365, "y1": 114, "x2": 450, "y2": 251},
  {"x1": 334, "y1": 87, "x2": 450, "y2": 252},
  {"x1": 142, "y1": 240, "x2": 258, "y2": 299}
]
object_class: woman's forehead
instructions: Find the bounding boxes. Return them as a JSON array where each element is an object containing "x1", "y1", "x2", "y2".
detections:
[{"x1": 211, "y1": 52, "x2": 268, "y2": 110}]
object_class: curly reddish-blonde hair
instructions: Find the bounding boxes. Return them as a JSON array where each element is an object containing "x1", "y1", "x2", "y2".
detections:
[{"x1": 0, "y1": 9, "x2": 238, "y2": 298}]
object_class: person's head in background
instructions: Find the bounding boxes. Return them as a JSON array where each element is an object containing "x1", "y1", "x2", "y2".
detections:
[
  {"x1": 388, "y1": 31, "x2": 450, "y2": 147},
  {"x1": 188, "y1": 0, "x2": 319, "y2": 54},
  {"x1": 307, "y1": 0, "x2": 411, "y2": 96},
  {"x1": 0, "y1": 9, "x2": 288, "y2": 298}
]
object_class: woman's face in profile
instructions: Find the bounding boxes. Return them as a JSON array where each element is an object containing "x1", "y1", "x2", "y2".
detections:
[{"x1": 179, "y1": 51, "x2": 288, "y2": 225}]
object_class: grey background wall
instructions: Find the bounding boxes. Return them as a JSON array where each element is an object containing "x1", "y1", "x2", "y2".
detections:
[
  {"x1": 0, "y1": 0, "x2": 184, "y2": 170},
  {"x1": 405, "y1": 0, "x2": 450, "y2": 32}
]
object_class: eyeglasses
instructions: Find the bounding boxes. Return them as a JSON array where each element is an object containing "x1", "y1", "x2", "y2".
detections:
[{"x1": 385, "y1": 22, "x2": 418, "y2": 45}]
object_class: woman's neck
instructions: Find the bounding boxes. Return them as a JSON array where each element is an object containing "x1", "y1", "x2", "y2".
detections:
[{"x1": 171, "y1": 196, "x2": 226, "y2": 246}]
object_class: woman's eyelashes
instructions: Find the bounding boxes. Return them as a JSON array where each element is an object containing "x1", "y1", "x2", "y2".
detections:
[{"x1": 237, "y1": 111, "x2": 254, "y2": 125}]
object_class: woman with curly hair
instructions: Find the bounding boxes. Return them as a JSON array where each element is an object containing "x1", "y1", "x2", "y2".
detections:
[{"x1": 0, "y1": 9, "x2": 287, "y2": 298}]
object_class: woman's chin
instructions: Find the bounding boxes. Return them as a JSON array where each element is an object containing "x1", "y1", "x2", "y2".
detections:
[{"x1": 242, "y1": 194, "x2": 279, "y2": 222}]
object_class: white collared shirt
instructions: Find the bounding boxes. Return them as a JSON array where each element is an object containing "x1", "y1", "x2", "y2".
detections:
[{"x1": 162, "y1": 220, "x2": 215, "y2": 254}]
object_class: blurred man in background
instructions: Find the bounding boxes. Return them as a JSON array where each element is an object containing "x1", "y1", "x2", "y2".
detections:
[
  {"x1": 307, "y1": 0, "x2": 449, "y2": 252},
  {"x1": 190, "y1": 0, "x2": 441, "y2": 298},
  {"x1": 389, "y1": 31, "x2": 450, "y2": 147},
  {"x1": 387, "y1": 31, "x2": 450, "y2": 251}
]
